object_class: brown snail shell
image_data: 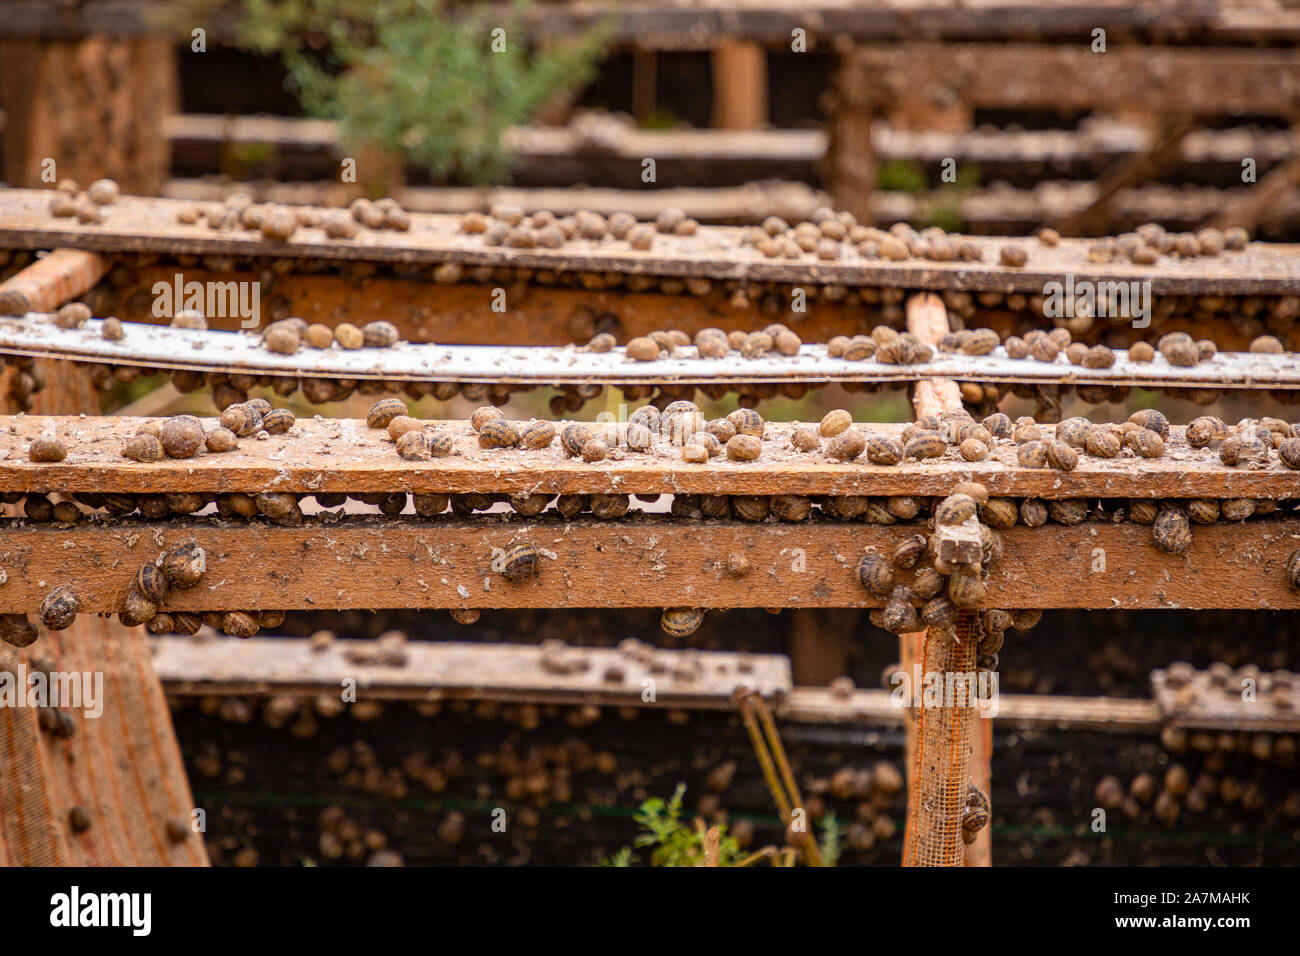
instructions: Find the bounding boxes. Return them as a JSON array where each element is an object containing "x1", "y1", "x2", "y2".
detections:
[
  {"x1": 478, "y1": 419, "x2": 520, "y2": 449},
  {"x1": 122, "y1": 433, "x2": 165, "y2": 462},
  {"x1": 40, "y1": 587, "x2": 79, "y2": 630},
  {"x1": 262, "y1": 408, "x2": 295, "y2": 434},
  {"x1": 396, "y1": 431, "x2": 431, "y2": 460},
  {"x1": 661, "y1": 608, "x2": 705, "y2": 638},
  {"x1": 0, "y1": 613, "x2": 39, "y2": 648},
  {"x1": 222, "y1": 611, "x2": 259, "y2": 638},
  {"x1": 366, "y1": 398, "x2": 408, "y2": 429},
  {"x1": 856, "y1": 550, "x2": 894, "y2": 597},
  {"x1": 135, "y1": 563, "x2": 168, "y2": 603},
  {"x1": 498, "y1": 543, "x2": 540, "y2": 583},
  {"x1": 520, "y1": 420, "x2": 556, "y2": 450},
  {"x1": 162, "y1": 542, "x2": 206, "y2": 589},
  {"x1": 1152, "y1": 507, "x2": 1192, "y2": 555}
]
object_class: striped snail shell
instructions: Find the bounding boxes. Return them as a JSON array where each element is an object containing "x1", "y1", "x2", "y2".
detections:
[
  {"x1": 660, "y1": 607, "x2": 705, "y2": 638},
  {"x1": 498, "y1": 543, "x2": 541, "y2": 583},
  {"x1": 162, "y1": 542, "x2": 206, "y2": 589},
  {"x1": 135, "y1": 563, "x2": 169, "y2": 603},
  {"x1": 221, "y1": 611, "x2": 259, "y2": 638},
  {"x1": 40, "y1": 587, "x2": 79, "y2": 630}
]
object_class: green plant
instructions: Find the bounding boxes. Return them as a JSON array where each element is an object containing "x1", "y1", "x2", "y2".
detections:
[
  {"x1": 602, "y1": 784, "x2": 744, "y2": 867},
  {"x1": 171, "y1": 0, "x2": 610, "y2": 183}
]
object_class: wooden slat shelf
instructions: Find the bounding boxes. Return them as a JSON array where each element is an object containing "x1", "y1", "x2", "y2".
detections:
[
  {"x1": 166, "y1": 114, "x2": 1299, "y2": 185},
  {"x1": 7, "y1": 315, "x2": 1300, "y2": 391},
  {"x1": 842, "y1": 43, "x2": 1300, "y2": 117},
  {"x1": 3, "y1": 416, "x2": 1300, "y2": 500},
  {"x1": 149, "y1": 636, "x2": 791, "y2": 708},
  {"x1": 783, "y1": 687, "x2": 1164, "y2": 731},
  {"x1": 8, "y1": 1, "x2": 1293, "y2": 46},
  {"x1": 0, "y1": 515, "x2": 1298, "y2": 612},
  {"x1": 3, "y1": 190, "x2": 1297, "y2": 296}
]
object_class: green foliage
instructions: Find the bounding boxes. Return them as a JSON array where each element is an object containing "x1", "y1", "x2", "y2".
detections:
[
  {"x1": 877, "y1": 159, "x2": 929, "y2": 193},
  {"x1": 602, "y1": 784, "x2": 744, "y2": 867},
  {"x1": 172, "y1": 0, "x2": 610, "y2": 183},
  {"x1": 817, "y1": 813, "x2": 843, "y2": 868}
]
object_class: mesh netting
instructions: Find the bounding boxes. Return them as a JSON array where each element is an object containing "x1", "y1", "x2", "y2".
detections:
[{"x1": 902, "y1": 613, "x2": 977, "y2": 867}]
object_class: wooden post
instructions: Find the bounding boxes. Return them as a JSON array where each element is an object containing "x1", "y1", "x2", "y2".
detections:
[
  {"x1": 632, "y1": 49, "x2": 657, "y2": 124},
  {"x1": 826, "y1": 45, "x2": 877, "y2": 224},
  {"x1": 788, "y1": 609, "x2": 855, "y2": 687},
  {"x1": 904, "y1": 291, "x2": 992, "y2": 866},
  {"x1": 0, "y1": 255, "x2": 206, "y2": 866},
  {"x1": 0, "y1": 34, "x2": 177, "y2": 193},
  {"x1": 711, "y1": 40, "x2": 767, "y2": 130}
]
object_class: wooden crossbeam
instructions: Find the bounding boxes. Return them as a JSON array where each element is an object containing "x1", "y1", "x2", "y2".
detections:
[
  {"x1": 2, "y1": 190, "x2": 1297, "y2": 296},
  {"x1": 149, "y1": 637, "x2": 790, "y2": 708},
  {"x1": 8, "y1": 316, "x2": 1300, "y2": 391},
  {"x1": 844, "y1": 44, "x2": 1300, "y2": 117},
  {"x1": 158, "y1": 637, "x2": 1300, "y2": 734},
  {"x1": 4, "y1": 416, "x2": 1300, "y2": 500},
  {"x1": 783, "y1": 688, "x2": 1164, "y2": 732},
  {"x1": 0, "y1": 516, "x2": 1298, "y2": 613}
]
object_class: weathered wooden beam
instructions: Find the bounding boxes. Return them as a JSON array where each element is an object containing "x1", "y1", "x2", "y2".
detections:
[
  {"x1": 11, "y1": 316, "x2": 1300, "y2": 391},
  {"x1": 149, "y1": 636, "x2": 790, "y2": 708},
  {"x1": 782, "y1": 687, "x2": 1165, "y2": 732},
  {"x1": 4, "y1": 416, "x2": 1300, "y2": 500},
  {"x1": 3, "y1": 190, "x2": 1297, "y2": 296},
  {"x1": 1, "y1": 516, "x2": 1298, "y2": 613},
  {"x1": 846, "y1": 44, "x2": 1300, "y2": 117}
]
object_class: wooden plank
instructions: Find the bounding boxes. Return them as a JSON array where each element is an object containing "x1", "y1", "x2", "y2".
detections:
[
  {"x1": 846, "y1": 44, "x2": 1300, "y2": 117},
  {"x1": 149, "y1": 637, "x2": 790, "y2": 708},
  {"x1": 165, "y1": 114, "x2": 1300, "y2": 190},
  {"x1": 1, "y1": 516, "x2": 1300, "y2": 612},
  {"x1": 4, "y1": 416, "x2": 1300, "y2": 500},
  {"x1": 1151, "y1": 665, "x2": 1300, "y2": 732},
  {"x1": 2, "y1": 1, "x2": 1279, "y2": 47},
  {"x1": 711, "y1": 41, "x2": 767, "y2": 130},
  {"x1": 13, "y1": 316, "x2": 1300, "y2": 391},
  {"x1": 161, "y1": 176, "x2": 1300, "y2": 235},
  {"x1": 0, "y1": 250, "x2": 107, "y2": 315},
  {"x1": 4, "y1": 189, "x2": 1298, "y2": 296},
  {"x1": 783, "y1": 687, "x2": 1164, "y2": 731}
]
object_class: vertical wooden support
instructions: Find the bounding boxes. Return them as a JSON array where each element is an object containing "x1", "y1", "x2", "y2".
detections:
[
  {"x1": 964, "y1": 718, "x2": 994, "y2": 866},
  {"x1": 902, "y1": 291, "x2": 992, "y2": 866},
  {"x1": 788, "y1": 609, "x2": 855, "y2": 686},
  {"x1": 0, "y1": 255, "x2": 206, "y2": 866},
  {"x1": 711, "y1": 40, "x2": 767, "y2": 130},
  {"x1": 0, "y1": 34, "x2": 177, "y2": 193},
  {"x1": 826, "y1": 45, "x2": 877, "y2": 224},
  {"x1": 632, "y1": 49, "x2": 658, "y2": 124}
]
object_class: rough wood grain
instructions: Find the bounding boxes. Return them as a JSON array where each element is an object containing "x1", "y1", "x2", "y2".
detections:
[
  {"x1": 5, "y1": 416, "x2": 1300, "y2": 499},
  {"x1": 1, "y1": 516, "x2": 1298, "y2": 612},
  {"x1": 845, "y1": 44, "x2": 1300, "y2": 117},
  {"x1": 149, "y1": 637, "x2": 789, "y2": 708},
  {"x1": 3, "y1": 190, "x2": 1297, "y2": 296},
  {"x1": 783, "y1": 687, "x2": 1164, "y2": 731}
]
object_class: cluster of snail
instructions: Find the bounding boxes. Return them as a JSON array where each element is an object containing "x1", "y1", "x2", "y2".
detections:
[
  {"x1": 173, "y1": 688, "x2": 908, "y2": 863},
  {"x1": 854, "y1": 481, "x2": 1042, "y2": 672},
  {"x1": 614, "y1": 323, "x2": 804, "y2": 363},
  {"x1": 1083, "y1": 223, "x2": 1249, "y2": 265},
  {"x1": 112, "y1": 403, "x2": 293, "y2": 462},
  {"x1": 961, "y1": 782, "x2": 991, "y2": 846},
  {"x1": 1160, "y1": 661, "x2": 1296, "y2": 715},
  {"x1": 173, "y1": 192, "x2": 409, "y2": 242},
  {"x1": 261, "y1": 316, "x2": 400, "y2": 354},
  {"x1": 461, "y1": 204, "x2": 693, "y2": 253},
  {"x1": 46, "y1": 177, "x2": 119, "y2": 225},
  {"x1": 1094, "y1": 718, "x2": 1300, "y2": 828}
]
